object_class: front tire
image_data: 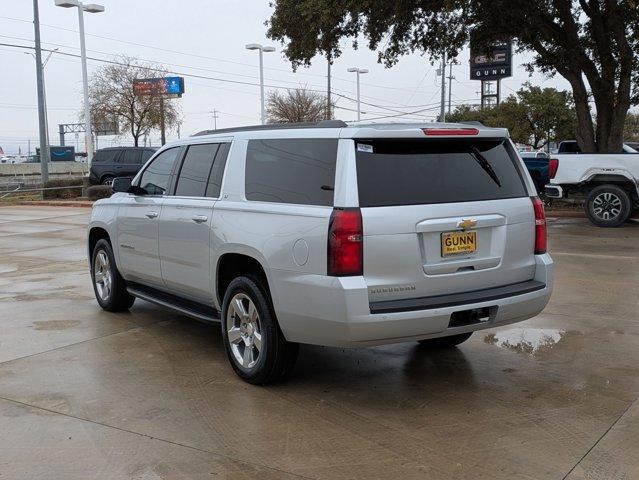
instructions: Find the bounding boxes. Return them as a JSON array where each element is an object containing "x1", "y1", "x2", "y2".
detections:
[
  {"x1": 91, "y1": 239, "x2": 135, "y2": 312},
  {"x1": 101, "y1": 176, "x2": 114, "y2": 186},
  {"x1": 221, "y1": 276, "x2": 298, "y2": 385},
  {"x1": 585, "y1": 184, "x2": 632, "y2": 227},
  {"x1": 418, "y1": 332, "x2": 473, "y2": 348}
]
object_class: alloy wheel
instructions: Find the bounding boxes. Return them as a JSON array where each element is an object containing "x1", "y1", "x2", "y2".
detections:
[
  {"x1": 592, "y1": 192, "x2": 622, "y2": 221},
  {"x1": 94, "y1": 250, "x2": 113, "y2": 301},
  {"x1": 226, "y1": 293, "x2": 262, "y2": 369}
]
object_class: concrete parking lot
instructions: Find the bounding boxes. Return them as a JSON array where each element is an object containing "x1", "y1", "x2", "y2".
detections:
[{"x1": 0, "y1": 205, "x2": 638, "y2": 480}]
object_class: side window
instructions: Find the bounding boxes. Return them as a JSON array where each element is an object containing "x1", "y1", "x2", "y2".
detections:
[
  {"x1": 119, "y1": 149, "x2": 141, "y2": 164},
  {"x1": 205, "y1": 143, "x2": 230, "y2": 198},
  {"x1": 138, "y1": 147, "x2": 180, "y2": 195},
  {"x1": 140, "y1": 149, "x2": 155, "y2": 164},
  {"x1": 245, "y1": 138, "x2": 338, "y2": 206},
  {"x1": 175, "y1": 144, "x2": 220, "y2": 197},
  {"x1": 93, "y1": 149, "x2": 119, "y2": 163}
]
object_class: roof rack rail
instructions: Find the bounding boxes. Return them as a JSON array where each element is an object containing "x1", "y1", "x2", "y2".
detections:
[{"x1": 192, "y1": 120, "x2": 348, "y2": 137}]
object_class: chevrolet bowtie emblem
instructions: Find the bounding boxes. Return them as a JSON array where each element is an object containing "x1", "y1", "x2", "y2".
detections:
[{"x1": 457, "y1": 218, "x2": 477, "y2": 230}]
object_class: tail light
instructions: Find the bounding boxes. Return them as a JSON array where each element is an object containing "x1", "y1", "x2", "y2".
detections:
[
  {"x1": 531, "y1": 197, "x2": 547, "y2": 254},
  {"x1": 328, "y1": 208, "x2": 363, "y2": 276},
  {"x1": 548, "y1": 158, "x2": 559, "y2": 179}
]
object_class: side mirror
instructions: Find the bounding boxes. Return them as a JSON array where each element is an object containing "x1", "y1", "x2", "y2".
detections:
[{"x1": 112, "y1": 177, "x2": 132, "y2": 193}]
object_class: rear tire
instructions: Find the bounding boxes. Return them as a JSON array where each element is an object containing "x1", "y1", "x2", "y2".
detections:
[
  {"x1": 221, "y1": 275, "x2": 298, "y2": 385},
  {"x1": 418, "y1": 332, "x2": 473, "y2": 348},
  {"x1": 91, "y1": 239, "x2": 135, "y2": 312},
  {"x1": 585, "y1": 184, "x2": 632, "y2": 227},
  {"x1": 101, "y1": 176, "x2": 114, "y2": 186}
]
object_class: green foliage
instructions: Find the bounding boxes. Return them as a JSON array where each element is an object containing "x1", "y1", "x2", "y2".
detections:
[
  {"x1": 447, "y1": 84, "x2": 576, "y2": 149},
  {"x1": 43, "y1": 178, "x2": 83, "y2": 199},
  {"x1": 267, "y1": 0, "x2": 638, "y2": 152}
]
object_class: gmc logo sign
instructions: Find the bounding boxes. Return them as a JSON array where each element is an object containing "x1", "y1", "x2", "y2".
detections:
[{"x1": 470, "y1": 42, "x2": 513, "y2": 81}]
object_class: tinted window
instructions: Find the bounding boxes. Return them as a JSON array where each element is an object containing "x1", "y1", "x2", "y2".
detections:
[
  {"x1": 138, "y1": 147, "x2": 180, "y2": 195},
  {"x1": 93, "y1": 149, "x2": 119, "y2": 163},
  {"x1": 175, "y1": 144, "x2": 219, "y2": 197},
  {"x1": 245, "y1": 139, "x2": 337, "y2": 206},
  {"x1": 119, "y1": 149, "x2": 140, "y2": 164},
  {"x1": 206, "y1": 143, "x2": 230, "y2": 198},
  {"x1": 356, "y1": 139, "x2": 527, "y2": 207},
  {"x1": 140, "y1": 150, "x2": 155, "y2": 163}
]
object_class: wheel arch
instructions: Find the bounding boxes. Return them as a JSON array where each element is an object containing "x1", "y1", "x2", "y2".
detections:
[
  {"x1": 88, "y1": 226, "x2": 111, "y2": 259},
  {"x1": 583, "y1": 174, "x2": 639, "y2": 199},
  {"x1": 215, "y1": 250, "x2": 273, "y2": 309}
]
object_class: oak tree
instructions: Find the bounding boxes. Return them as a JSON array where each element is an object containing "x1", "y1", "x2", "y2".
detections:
[{"x1": 268, "y1": 0, "x2": 638, "y2": 153}]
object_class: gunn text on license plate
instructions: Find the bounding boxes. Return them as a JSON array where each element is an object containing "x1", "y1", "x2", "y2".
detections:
[{"x1": 441, "y1": 231, "x2": 477, "y2": 257}]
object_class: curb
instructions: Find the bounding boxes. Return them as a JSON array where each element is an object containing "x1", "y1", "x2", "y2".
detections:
[{"x1": 16, "y1": 200, "x2": 94, "y2": 208}]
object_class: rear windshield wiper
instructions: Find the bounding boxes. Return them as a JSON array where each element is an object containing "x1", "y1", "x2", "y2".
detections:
[{"x1": 469, "y1": 145, "x2": 502, "y2": 187}]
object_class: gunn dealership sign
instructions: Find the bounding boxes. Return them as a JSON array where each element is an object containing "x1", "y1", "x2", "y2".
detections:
[{"x1": 470, "y1": 43, "x2": 513, "y2": 81}]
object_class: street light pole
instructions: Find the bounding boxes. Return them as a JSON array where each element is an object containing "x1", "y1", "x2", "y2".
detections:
[
  {"x1": 77, "y1": 4, "x2": 93, "y2": 164},
  {"x1": 347, "y1": 67, "x2": 368, "y2": 122},
  {"x1": 55, "y1": 1, "x2": 104, "y2": 167},
  {"x1": 33, "y1": 0, "x2": 49, "y2": 184},
  {"x1": 245, "y1": 43, "x2": 275, "y2": 125}
]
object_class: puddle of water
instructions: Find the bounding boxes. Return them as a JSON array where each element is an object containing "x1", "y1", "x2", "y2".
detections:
[{"x1": 484, "y1": 327, "x2": 566, "y2": 355}]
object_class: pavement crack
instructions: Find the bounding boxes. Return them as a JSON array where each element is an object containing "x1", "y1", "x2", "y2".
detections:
[
  {"x1": 0, "y1": 320, "x2": 162, "y2": 366},
  {"x1": 0, "y1": 396, "x2": 312, "y2": 480},
  {"x1": 561, "y1": 396, "x2": 639, "y2": 480}
]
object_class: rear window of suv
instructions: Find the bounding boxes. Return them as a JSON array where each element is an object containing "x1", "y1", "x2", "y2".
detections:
[
  {"x1": 355, "y1": 139, "x2": 527, "y2": 207},
  {"x1": 245, "y1": 138, "x2": 337, "y2": 206}
]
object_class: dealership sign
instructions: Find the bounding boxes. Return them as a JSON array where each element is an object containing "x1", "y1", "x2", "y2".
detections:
[
  {"x1": 133, "y1": 77, "x2": 185, "y2": 96},
  {"x1": 470, "y1": 43, "x2": 512, "y2": 81}
]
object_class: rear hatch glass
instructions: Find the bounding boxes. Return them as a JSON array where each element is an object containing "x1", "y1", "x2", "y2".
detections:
[{"x1": 355, "y1": 139, "x2": 527, "y2": 207}]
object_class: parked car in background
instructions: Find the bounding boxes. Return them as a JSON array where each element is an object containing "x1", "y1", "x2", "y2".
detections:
[
  {"x1": 626, "y1": 141, "x2": 639, "y2": 152},
  {"x1": 520, "y1": 151, "x2": 557, "y2": 194},
  {"x1": 88, "y1": 121, "x2": 553, "y2": 384},
  {"x1": 89, "y1": 147, "x2": 156, "y2": 186},
  {"x1": 545, "y1": 149, "x2": 639, "y2": 226}
]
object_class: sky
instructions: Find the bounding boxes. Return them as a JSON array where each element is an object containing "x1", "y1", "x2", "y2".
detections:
[{"x1": 0, "y1": 0, "x2": 573, "y2": 155}]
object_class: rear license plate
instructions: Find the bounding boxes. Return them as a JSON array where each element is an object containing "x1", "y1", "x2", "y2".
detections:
[{"x1": 441, "y1": 231, "x2": 477, "y2": 257}]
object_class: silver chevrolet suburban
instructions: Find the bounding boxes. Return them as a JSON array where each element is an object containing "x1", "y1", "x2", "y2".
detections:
[{"x1": 88, "y1": 121, "x2": 553, "y2": 384}]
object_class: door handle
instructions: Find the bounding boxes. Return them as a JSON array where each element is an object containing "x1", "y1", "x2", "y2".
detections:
[
  {"x1": 191, "y1": 215, "x2": 208, "y2": 223},
  {"x1": 145, "y1": 211, "x2": 158, "y2": 219}
]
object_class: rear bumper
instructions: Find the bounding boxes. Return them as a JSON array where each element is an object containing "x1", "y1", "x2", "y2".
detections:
[{"x1": 272, "y1": 253, "x2": 553, "y2": 347}]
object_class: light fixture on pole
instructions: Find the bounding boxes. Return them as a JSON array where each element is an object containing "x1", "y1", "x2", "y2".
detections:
[
  {"x1": 347, "y1": 67, "x2": 368, "y2": 121},
  {"x1": 54, "y1": 0, "x2": 104, "y2": 167},
  {"x1": 245, "y1": 43, "x2": 275, "y2": 125}
]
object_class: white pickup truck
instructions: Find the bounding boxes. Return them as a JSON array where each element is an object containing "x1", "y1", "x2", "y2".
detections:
[{"x1": 545, "y1": 142, "x2": 639, "y2": 227}]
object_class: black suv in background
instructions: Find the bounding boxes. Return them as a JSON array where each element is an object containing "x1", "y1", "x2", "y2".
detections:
[{"x1": 89, "y1": 147, "x2": 156, "y2": 185}]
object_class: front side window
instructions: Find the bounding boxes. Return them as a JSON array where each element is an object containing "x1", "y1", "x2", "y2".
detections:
[
  {"x1": 174, "y1": 144, "x2": 220, "y2": 197},
  {"x1": 245, "y1": 138, "x2": 338, "y2": 206},
  {"x1": 138, "y1": 147, "x2": 180, "y2": 195}
]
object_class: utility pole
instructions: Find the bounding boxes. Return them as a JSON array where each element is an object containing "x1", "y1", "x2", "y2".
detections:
[
  {"x1": 32, "y1": 0, "x2": 49, "y2": 184},
  {"x1": 327, "y1": 55, "x2": 332, "y2": 119},
  {"x1": 447, "y1": 61, "x2": 455, "y2": 115},
  {"x1": 211, "y1": 108, "x2": 219, "y2": 130},
  {"x1": 439, "y1": 51, "x2": 446, "y2": 122}
]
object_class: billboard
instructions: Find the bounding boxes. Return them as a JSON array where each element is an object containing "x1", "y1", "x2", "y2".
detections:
[
  {"x1": 35, "y1": 146, "x2": 76, "y2": 162},
  {"x1": 132, "y1": 77, "x2": 185, "y2": 96},
  {"x1": 470, "y1": 43, "x2": 512, "y2": 81}
]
